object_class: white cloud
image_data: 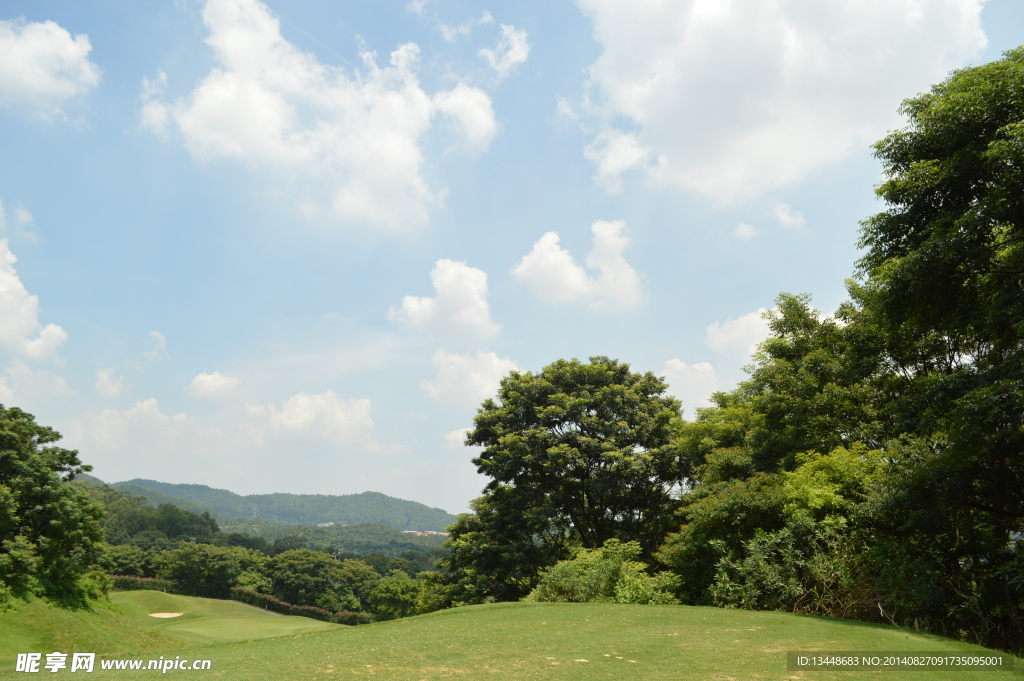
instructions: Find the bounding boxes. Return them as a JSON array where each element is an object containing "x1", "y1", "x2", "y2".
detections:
[
  {"x1": 662, "y1": 359, "x2": 718, "y2": 417},
  {"x1": 773, "y1": 202, "x2": 805, "y2": 227},
  {"x1": 433, "y1": 83, "x2": 499, "y2": 152},
  {"x1": 582, "y1": 129, "x2": 651, "y2": 193},
  {"x1": 512, "y1": 220, "x2": 643, "y2": 310},
  {"x1": 437, "y1": 11, "x2": 493, "y2": 42},
  {"x1": 95, "y1": 368, "x2": 127, "y2": 399},
  {"x1": 577, "y1": 0, "x2": 986, "y2": 201},
  {"x1": 0, "y1": 200, "x2": 37, "y2": 242},
  {"x1": 139, "y1": 71, "x2": 170, "y2": 135},
  {"x1": 143, "y1": 331, "x2": 169, "y2": 361},
  {"x1": 0, "y1": 18, "x2": 100, "y2": 118},
  {"x1": 479, "y1": 24, "x2": 530, "y2": 78},
  {"x1": 85, "y1": 398, "x2": 197, "y2": 451},
  {"x1": 706, "y1": 308, "x2": 772, "y2": 356},
  {"x1": 0, "y1": 360, "x2": 71, "y2": 406},
  {"x1": 443, "y1": 427, "x2": 471, "y2": 449},
  {"x1": 388, "y1": 259, "x2": 500, "y2": 338},
  {"x1": 0, "y1": 239, "x2": 67, "y2": 361},
  {"x1": 421, "y1": 349, "x2": 517, "y2": 405},
  {"x1": 142, "y1": 0, "x2": 496, "y2": 230},
  {"x1": 246, "y1": 390, "x2": 375, "y2": 445},
  {"x1": 187, "y1": 371, "x2": 239, "y2": 400},
  {"x1": 407, "y1": 0, "x2": 429, "y2": 17},
  {"x1": 732, "y1": 223, "x2": 759, "y2": 240}
]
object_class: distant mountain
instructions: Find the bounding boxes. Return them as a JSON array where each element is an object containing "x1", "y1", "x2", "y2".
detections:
[{"x1": 113, "y1": 479, "x2": 458, "y2": 532}]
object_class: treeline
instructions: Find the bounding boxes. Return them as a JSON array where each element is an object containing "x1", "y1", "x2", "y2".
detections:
[
  {"x1": 0, "y1": 433, "x2": 448, "y2": 624},
  {"x1": 76, "y1": 478, "x2": 445, "y2": 557},
  {"x1": 112, "y1": 478, "x2": 456, "y2": 531},
  {"x1": 103, "y1": 541, "x2": 445, "y2": 622},
  {"x1": 427, "y1": 50, "x2": 1024, "y2": 655}
]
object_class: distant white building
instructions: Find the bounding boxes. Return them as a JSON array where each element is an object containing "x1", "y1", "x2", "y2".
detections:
[{"x1": 317, "y1": 522, "x2": 335, "y2": 527}]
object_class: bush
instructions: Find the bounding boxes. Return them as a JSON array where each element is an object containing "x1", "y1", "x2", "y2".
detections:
[
  {"x1": 111, "y1": 575, "x2": 181, "y2": 593},
  {"x1": 527, "y1": 539, "x2": 677, "y2": 605},
  {"x1": 229, "y1": 587, "x2": 372, "y2": 625}
]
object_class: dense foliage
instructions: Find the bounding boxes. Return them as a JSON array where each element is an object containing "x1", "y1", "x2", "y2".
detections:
[
  {"x1": 527, "y1": 540, "x2": 677, "y2": 605},
  {"x1": 436, "y1": 49, "x2": 1024, "y2": 654},
  {"x1": 439, "y1": 357, "x2": 684, "y2": 603},
  {"x1": 0, "y1": 406, "x2": 105, "y2": 606}
]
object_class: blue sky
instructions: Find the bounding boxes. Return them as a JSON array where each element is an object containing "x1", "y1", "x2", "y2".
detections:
[{"x1": 0, "y1": 0, "x2": 1020, "y2": 513}]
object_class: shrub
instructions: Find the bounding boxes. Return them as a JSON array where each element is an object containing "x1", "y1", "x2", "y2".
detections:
[
  {"x1": 229, "y1": 587, "x2": 372, "y2": 625},
  {"x1": 111, "y1": 575, "x2": 181, "y2": 593},
  {"x1": 527, "y1": 539, "x2": 677, "y2": 605}
]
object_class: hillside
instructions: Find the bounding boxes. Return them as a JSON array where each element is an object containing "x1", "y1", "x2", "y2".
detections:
[{"x1": 109, "y1": 478, "x2": 457, "y2": 531}]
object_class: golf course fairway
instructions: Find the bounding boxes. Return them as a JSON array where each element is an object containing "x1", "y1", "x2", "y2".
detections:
[
  {"x1": 6, "y1": 600, "x2": 1019, "y2": 680},
  {"x1": 108, "y1": 591, "x2": 341, "y2": 644}
]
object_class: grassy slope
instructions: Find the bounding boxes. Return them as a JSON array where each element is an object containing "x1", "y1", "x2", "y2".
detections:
[
  {"x1": 108, "y1": 591, "x2": 340, "y2": 644},
  {"x1": 0, "y1": 598, "x2": 178, "y2": 669},
  {"x1": 7, "y1": 601, "x2": 1020, "y2": 681}
]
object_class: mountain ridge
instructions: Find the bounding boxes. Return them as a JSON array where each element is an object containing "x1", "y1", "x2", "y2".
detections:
[{"x1": 106, "y1": 478, "x2": 457, "y2": 532}]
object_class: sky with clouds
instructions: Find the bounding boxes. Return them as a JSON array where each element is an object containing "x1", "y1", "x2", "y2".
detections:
[{"x1": 0, "y1": 0, "x2": 1019, "y2": 513}]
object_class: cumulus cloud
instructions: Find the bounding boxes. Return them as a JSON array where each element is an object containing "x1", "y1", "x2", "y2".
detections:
[
  {"x1": 0, "y1": 200, "x2": 38, "y2": 242},
  {"x1": 0, "y1": 17, "x2": 100, "y2": 118},
  {"x1": 662, "y1": 359, "x2": 718, "y2": 417},
  {"x1": 421, "y1": 349, "x2": 517, "y2": 405},
  {"x1": 0, "y1": 360, "x2": 71, "y2": 406},
  {"x1": 512, "y1": 220, "x2": 643, "y2": 310},
  {"x1": 187, "y1": 371, "x2": 239, "y2": 400},
  {"x1": 437, "y1": 11, "x2": 493, "y2": 42},
  {"x1": 773, "y1": 202, "x2": 806, "y2": 227},
  {"x1": 443, "y1": 427, "x2": 472, "y2": 449},
  {"x1": 246, "y1": 390, "x2": 375, "y2": 445},
  {"x1": 433, "y1": 83, "x2": 499, "y2": 152},
  {"x1": 95, "y1": 368, "x2": 127, "y2": 399},
  {"x1": 143, "y1": 331, "x2": 168, "y2": 361},
  {"x1": 388, "y1": 259, "x2": 500, "y2": 338},
  {"x1": 85, "y1": 399, "x2": 197, "y2": 453},
  {"x1": 479, "y1": 24, "x2": 530, "y2": 78},
  {"x1": 0, "y1": 239, "x2": 67, "y2": 361},
  {"x1": 732, "y1": 223, "x2": 759, "y2": 240},
  {"x1": 706, "y1": 308, "x2": 772, "y2": 356},
  {"x1": 582, "y1": 129, "x2": 651, "y2": 194},
  {"x1": 142, "y1": 0, "x2": 497, "y2": 229},
  {"x1": 577, "y1": 0, "x2": 986, "y2": 200}
]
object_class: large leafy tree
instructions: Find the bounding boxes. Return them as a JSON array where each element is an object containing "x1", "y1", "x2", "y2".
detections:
[
  {"x1": 0, "y1": 405, "x2": 104, "y2": 605},
  {"x1": 468, "y1": 356, "x2": 684, "y2": 555},
  {"x1": 851, "y1": 47, "x2": 1024, "y2": 648},
  {"x1": 441, "y1": 357, "x2": 684, "y2": 603}
]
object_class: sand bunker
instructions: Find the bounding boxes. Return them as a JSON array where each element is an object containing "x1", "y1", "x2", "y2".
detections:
[{"x1": 149, "y1": 613, "x2": 184, "y2": 618}]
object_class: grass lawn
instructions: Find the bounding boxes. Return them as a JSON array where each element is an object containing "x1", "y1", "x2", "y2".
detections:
[
  {"x1": 108, "y1": 591, "x2": 342, "y2": 644},
  {"x1": 7, "y1": 600, "x2": 1017, "y2": 680},
  {"x1": 0, "y1": 597, "x2": 178, "y2": 669}
]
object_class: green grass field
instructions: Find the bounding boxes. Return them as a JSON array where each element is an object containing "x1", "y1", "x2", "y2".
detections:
[
  {"x1": 4, "y1": 597, "x2": 1022, "y2": 680},
  {"x1": 108, "y1": 591, "x2": 341, "y2": 644}
]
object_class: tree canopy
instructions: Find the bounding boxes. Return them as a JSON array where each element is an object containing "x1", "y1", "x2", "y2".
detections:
[{"x1": 0, "y1": 405, "x2": 104, "y2": 605}]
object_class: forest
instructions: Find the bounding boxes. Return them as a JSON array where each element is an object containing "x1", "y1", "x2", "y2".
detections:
[{"x1": 1, "y1": 47, "x2": 1023, "y2": 653}]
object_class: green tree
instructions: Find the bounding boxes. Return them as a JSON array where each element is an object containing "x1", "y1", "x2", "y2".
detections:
[
  {"x1": 0, "y1": 405, "x2": 104, "y2": 605},
  {"x1": 367, "y1": 570, "x2": 421, "y2": 621},
  {"x1": 437, "y1": 484, "x2": 574, "y2": 604},
  {"x1": 467, "y1": 356, "x2": 684, "y2": 552},
  {"x1": 157, "y1": 544, "x2": 266, "y2": 599},
  {"x1": 852, "y1": 48, "x2": 1024, "y2": 650},
  {"x1": 527, "y1": 539, "x2": 677, "y2": 605},
  {"x1": 268, "y1": 549, "x2": 359, "y2": 612}
]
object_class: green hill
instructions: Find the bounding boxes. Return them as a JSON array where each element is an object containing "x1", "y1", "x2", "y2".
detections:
[
  {"x1": 3, "y1": 601, "x2": 1020, "y2": 680},
  {"x1": 113, "y1": 479, "x2": 456, "y2": 531}
]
